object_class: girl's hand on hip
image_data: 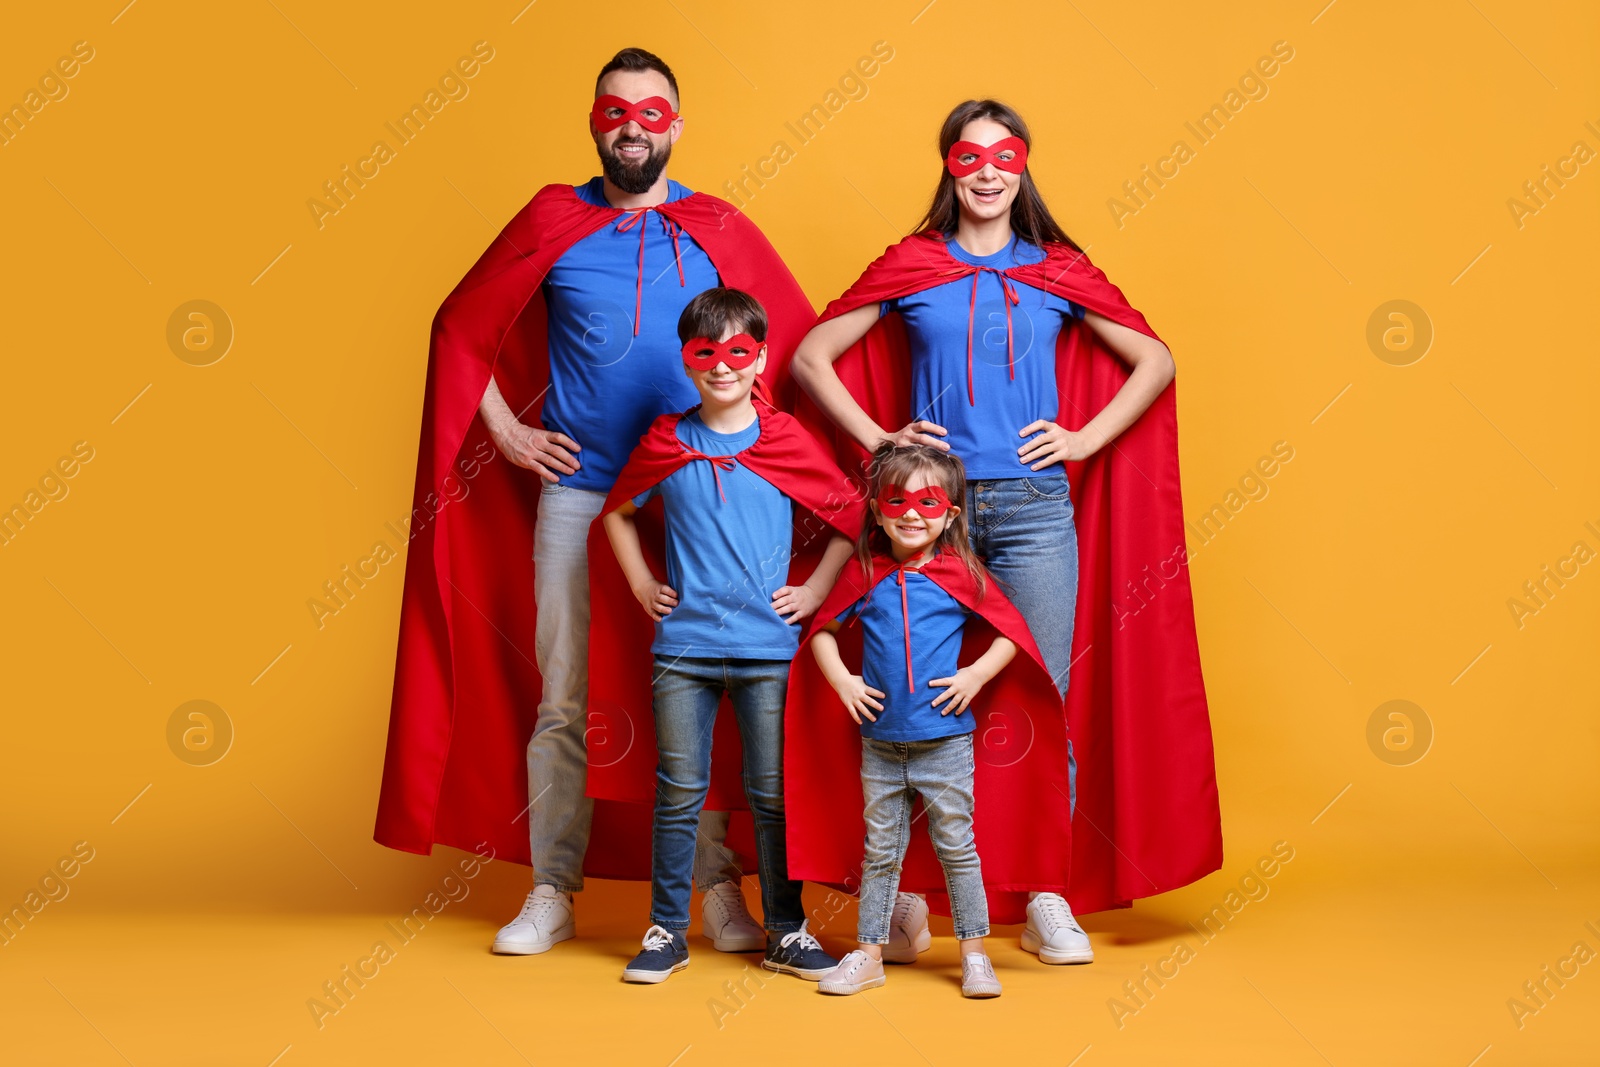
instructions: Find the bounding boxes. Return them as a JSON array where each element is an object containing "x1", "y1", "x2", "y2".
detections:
[
  {"x1": 832, "y1": 675, "x2": 885, "y2": 724},
  {"x1": 631, "y1": 579, "x2": 678, "y2": 622},
  {"x1": 1018, "y1": 420, "x2": 1099, "y2": 470},
  {"x1": 930, "y1": 667, "x2": 989, "y2": 716}
]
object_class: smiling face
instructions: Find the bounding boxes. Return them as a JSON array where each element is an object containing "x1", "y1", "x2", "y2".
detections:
[
  {"x1": 683, "y1": 327, "x2": 766, "y2": 406},
  {"x1": 949, "y1": 117, "x2": 1024, "y2": 224},
  {"x1": 592, "y1": 69, "x2": 681, "y2": 194},
  {"x1": 871, "y1": 468, "x2": 961, "y2": 560}
]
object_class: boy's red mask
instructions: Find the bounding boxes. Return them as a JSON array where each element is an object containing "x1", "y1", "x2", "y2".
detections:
[
  {"x1": 591, "y1": 95, "x2": 678, "y2": 134},
  {"x1": 945, "y1": 136, "x2": 1028, "y2": 177},
  {"x1": 876, "y1": 483, "x2": 954, "y2": 518},
  {"x1": 681, "y1": 334, "x2": 763, "y2": 371}
]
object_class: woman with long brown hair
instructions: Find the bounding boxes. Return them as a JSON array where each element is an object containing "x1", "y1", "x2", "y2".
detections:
[{"x1": 791, "y1": 98, "x2": 1220, "y2": 966}]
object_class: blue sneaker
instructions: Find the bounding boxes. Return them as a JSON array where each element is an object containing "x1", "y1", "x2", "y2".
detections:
[
  {"x1": 762, "y1": 921, "x2": 839, "y2": 980},
  {"x1": 622, "y1": 925, "x2": 689, "y2": 984}
]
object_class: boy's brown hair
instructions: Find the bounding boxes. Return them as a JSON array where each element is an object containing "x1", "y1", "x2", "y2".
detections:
[{"x1": 677, "y1": 287, "x2": 768, "y2": 345}]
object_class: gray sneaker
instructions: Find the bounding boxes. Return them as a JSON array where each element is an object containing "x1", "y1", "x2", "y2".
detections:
[{"x1": 961, "y1": 953, "x2": 1002, "y2": 998}]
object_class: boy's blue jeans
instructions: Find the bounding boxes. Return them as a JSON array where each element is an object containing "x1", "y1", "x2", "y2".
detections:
[
  {"x1": 649, "y1": 655, "x2": 804, "y2": 935},
  {"x1": 857, "y1": 733, "x2": 990, "y2": 942}
]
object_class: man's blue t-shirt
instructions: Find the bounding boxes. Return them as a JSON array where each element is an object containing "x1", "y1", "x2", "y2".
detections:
[
  {"x1": 541, "y1": 177, "x2": 719, "y2": 493},
  {"x1": 836, "y1": 563, "x2": 974, "y2": 742},
  {"x1": 633, "y1": 411, "x2": 800, "y2": 660},
  {"x1": 884, "y1": 235, "x2": 1085, "y2": 480}
]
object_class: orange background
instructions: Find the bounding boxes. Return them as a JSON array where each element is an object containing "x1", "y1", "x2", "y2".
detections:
[{"x1": 2, "y1": 1, "x2": 1596, "y2": 1064}]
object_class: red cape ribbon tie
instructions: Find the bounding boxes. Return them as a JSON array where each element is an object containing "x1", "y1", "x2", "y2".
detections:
[
  {"x1": 682, "y1": 333, "x2": 763, "y2": 371},
  {"x1": 945, "y1": 136, "x2": 1028, "y2": 177},
  {"x1": 678, "y1": 446, "x2": 737, "y2": 503},
  {"x1": 591, "y1": 95, "x2": 678, "y2": 134},
  {"x1": 616, "y1": 209, "x2": 686, "y2": 336},
  {"x1": 943, "y1": 265, "x2": 1020, "y2": 406},
  {"x1": 847, "y1": 555, "x2": 934, "y2": 695}
]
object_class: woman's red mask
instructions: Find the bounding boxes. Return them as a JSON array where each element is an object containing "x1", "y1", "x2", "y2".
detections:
[
  {"x1": 681, "y1": 334, "x2": 764, "y2": 371},
  {"x1": 876, "y1": 483, "x2": 954, "y2": 518},
  {"x1": 945, "y1": 136, "x2": 1028, "y2": 177},
  {"x1": 591, "y1": 95, "x2": 678, "y2": 134}
]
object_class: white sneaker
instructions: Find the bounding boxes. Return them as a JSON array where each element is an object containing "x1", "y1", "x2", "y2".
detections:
[
  {"x1": 1021, "y1": 892, "x2": 1093, "y2": 964},
  {"x1": 961, "y1": 952, "x2": 1003, "y2": 998},
  {"x1": 818, "y1": 950, "x2": 887, "y2": 995},
  {"x1": 491, "y1": 884, "x2": 576, "y2": 955},
  {"x1": 882, "y1": 892, "x2": 931, "y2": 964},
  {"x1": 700, "y1": 880, "x2": 766, "y2": 952}
]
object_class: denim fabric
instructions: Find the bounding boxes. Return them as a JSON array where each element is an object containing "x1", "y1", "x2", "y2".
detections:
[
  {"x1": 648, "y1": 656, "x2": 803, "y2": 934},
  {"x1": 965, "y1": 470, "x2": 1080, "y2": 812},
  {"x1": 527, "y1": 483, "x2": 740, "y2": 891},
  {"x1": 857, "y1": 733, "x2": 990, "y2": 942}
]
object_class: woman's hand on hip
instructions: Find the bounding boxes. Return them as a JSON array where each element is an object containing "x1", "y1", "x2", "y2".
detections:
[{"x1": 1018, "y1": 420, "x2": 1100, "y2": 470}]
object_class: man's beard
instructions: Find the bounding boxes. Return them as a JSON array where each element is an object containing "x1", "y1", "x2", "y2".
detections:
[{"x1": 598, "y1": 136, "x2": 672, "y2": 194}]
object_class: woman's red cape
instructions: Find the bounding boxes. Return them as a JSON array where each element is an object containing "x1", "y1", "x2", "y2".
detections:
[
  {"x1": 803, "y1": 234, "x2": 1223, "y2": 913},
  {"x1": 372, "y1": 185, "x2": 818, "y2": 876},
  {"x1": 786, "y1": 550, "x2": 1074, "y2": 925}
]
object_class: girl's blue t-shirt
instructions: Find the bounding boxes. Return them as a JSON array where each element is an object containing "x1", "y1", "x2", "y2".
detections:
[
  {"x1": 540, "y1": 178, "x2": 720, "y2": 493},
  {"x1": 883, "y1": 235, "x2": 1085, "y2": 480},
  {"x1": 836, "y1": 565, "x2": 974, "y2": 742},
  {"x1": 633, "y1": 411, "x2": 799, "y2": 660}
]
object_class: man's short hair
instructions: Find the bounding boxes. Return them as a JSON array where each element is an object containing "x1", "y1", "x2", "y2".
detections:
[
  {"x1": 678, "y1": 288, "x2": 768, "y2": 344},
  {"x1": 595, "y1": 47, "x2": 679, "y2": 105}
]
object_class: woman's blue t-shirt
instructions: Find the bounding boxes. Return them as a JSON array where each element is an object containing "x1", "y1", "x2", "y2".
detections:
[{"x1": 883, "y1": 235, "x2": 1085, "y2": 480}]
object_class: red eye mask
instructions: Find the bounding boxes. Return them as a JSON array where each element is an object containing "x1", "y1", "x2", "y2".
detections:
[
  {"x1": 591, "y1": 95, "x2": 678, "y2": 134},
  {"x1": 945, "y1": 136, "x2": 1028, "y2": 177},
  {"x1": 876, "y1": 483, "x2": 954, "y2": 518},
  {"x1": 681, "y1": 334, "x2": 764, "y2": 371}
]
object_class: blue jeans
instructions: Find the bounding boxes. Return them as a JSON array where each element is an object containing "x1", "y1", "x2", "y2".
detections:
[
  {"x1": 966, "y1": 470, "x2": 1079, "y2": 811},
  {"x1": 527, "y1": 483, "x2": 740, "y2": 891},
  {"x1": 649, "y1": 655, "x2": 804, "y2": 934},
  {"x1": 858, "y1": 734, "x2": 989, "y2": 942}
]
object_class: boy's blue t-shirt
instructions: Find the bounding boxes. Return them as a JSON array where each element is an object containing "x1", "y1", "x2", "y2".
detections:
[
  {"x1": 883, "y1": 235, "x2": 1085, "y2": 480},
  {"x1": 836, "y1": 564, "x2": 974, "y2": 742},
  {"x1": 540, "y1": 177, "x2": 719, "y2": 493},
  {"x1": 633, "y1": 411, "x2": 800, "y2": 660}
]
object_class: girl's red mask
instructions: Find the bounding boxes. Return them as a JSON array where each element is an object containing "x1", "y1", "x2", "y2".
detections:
[
  {"x1": 875, "y1": 483, "x2": 954, "y2": 518},
  {"x1": 945, "y1": 136, "x2": 1028, "y2": 177},
  {"x1": 681, "y1": 333, "x2": 764, "y2": 371},
  {"x1": 591, "y1": 95, "x2": 678, "y2": 134}
]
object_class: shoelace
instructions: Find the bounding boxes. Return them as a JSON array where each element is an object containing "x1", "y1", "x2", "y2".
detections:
[
  {"x1": 517, "y1": 891, "x2": 559, "y2": 923},
  {"x1": 1036, "y1": 894, "x2": 1083, "y2": 933},
  {"x1": 615, "y1": 208, "x2": 686, "y2": 337},
  {"x1": 778, "y1": 920, "x2": 822, "y2": 954},
  {"x1": 640, "y1": 924, "x2": 676, "y2": 952},
  {"x1": 963, "y1": 954, "x2": 997, "y2": 980},
  {"x1": 838, "y1": 950, "x2": 873, "y2": 976}
]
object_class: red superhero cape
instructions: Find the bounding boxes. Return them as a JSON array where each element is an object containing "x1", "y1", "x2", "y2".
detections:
[
  {"x1": 373, "y1": 183, "x2": 817, "y2": 876},
  {"x1": 582, "y1": 404, "x2": 868, "y2": 831},
  {"x1": 807, "y1": 233, "x2": 1222, "y2": 914},
  {"x1": 785, "y1": 549, "x2": 1073, "y2": 926}
]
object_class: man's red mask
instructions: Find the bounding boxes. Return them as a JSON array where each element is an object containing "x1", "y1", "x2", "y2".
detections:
[
  {"x1": 876, "y1": 483, "x2": 954, "y2": 518},
  {"x1": 591, "y1": 95, "x2": 678, "y2": 134},
  {"x1": 681, "y1": 334, "x2": 764, "y2": 371},
  {"x1": 945, "y1": 136, "x2": 1028, "y2": 177}
]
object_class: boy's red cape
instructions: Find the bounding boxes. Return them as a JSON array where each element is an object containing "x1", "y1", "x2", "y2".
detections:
[
  {"x1": 807, "y1": 234, "x2": 1223, "y2": 914},
  {"x1": 786, "y1": 549, "x2": 1074, "y2": 926},
  {"x1": 373, "y1": 184, "x2": 818, "y2": 874},
  {"x1": 582, "y1": 404, "x2": 868, "y2": 820}
]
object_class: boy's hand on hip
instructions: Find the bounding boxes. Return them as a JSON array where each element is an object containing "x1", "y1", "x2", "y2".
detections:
[
  {"x1": 832, "y1": 675, "x2": 885, "y2": 725},
  {"x1": 930, "y1": 667, "x2": 989, "y2": 716},
  {"x1": 489, "y1": 420, "x2": 582, "y2": 482},
  {"x1": 771, "y1": 583, "x2": 820, "y2": 624},
  {"x1": 632, "y1": 579, "x2": 678, "y2": 622}
]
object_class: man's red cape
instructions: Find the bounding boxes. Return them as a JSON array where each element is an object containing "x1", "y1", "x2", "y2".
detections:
[
  {"x1": 373, "y1": 184, "x2": 817, "y2": 875},
  {"x1": 786, "y1": 550, "x2": 1073, "y2": 926},
  {"x1": 807, "y1": 233, "x2": 1223, "y2": 913},
  {"x1": 582, "y1": 404, "x2": 868, "y2": 828}
]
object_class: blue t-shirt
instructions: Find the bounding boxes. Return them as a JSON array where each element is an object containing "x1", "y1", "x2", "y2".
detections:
[
  {"x1": 540, "y1": 177, "x2": 720, "y2": 492},
  {"x1": 633, "y1": 411, "x2": 800, "y2": 659},
  {"x1": 884, "y1": 235, "x2": 1085, "y2": 480},
  {"x1": 837, "y1": 563, "x2": 974, "y2": 742}
]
